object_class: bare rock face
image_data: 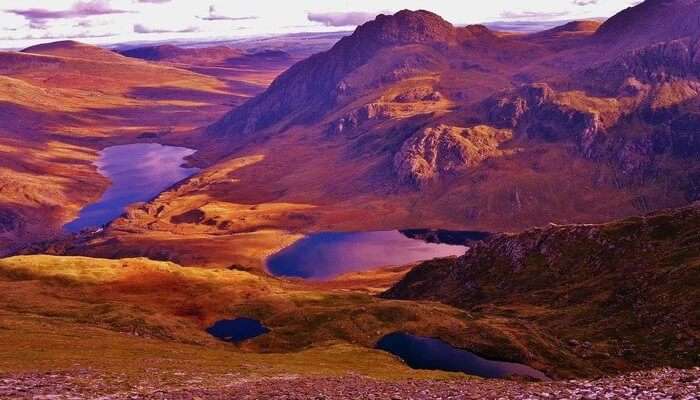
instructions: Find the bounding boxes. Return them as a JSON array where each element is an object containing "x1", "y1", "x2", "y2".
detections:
[
  {"x1": 394, "y1": 124, "x2": 512, "y2": 185},
  {"x1": 585, "y1": 38, "x2": 700, "y2": 96},
  {"x1": 487, "y1": 83, "x2": 556, "y2": 127},
  {"x1": 487, "y1": 83, "x2": 603, "y2": 156}
]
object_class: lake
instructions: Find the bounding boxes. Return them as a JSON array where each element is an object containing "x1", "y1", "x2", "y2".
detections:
[
  {"x1": 64, "y1": 143, "x2": 199, "y2": 233},
  {"x1": 266, "y1": 230, "x2": 468, "y2": 279},
  {"x1": 377, "y1": 332, "x2": 549, "y2": 380},
  {"x1": 207, "y1": 318, "x2": 270, "y2": 343}
]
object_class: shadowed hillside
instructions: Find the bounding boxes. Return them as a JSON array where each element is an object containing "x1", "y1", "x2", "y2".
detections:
[{"x1": 384, "y1": 203, "x2": 700, "y2": 372}]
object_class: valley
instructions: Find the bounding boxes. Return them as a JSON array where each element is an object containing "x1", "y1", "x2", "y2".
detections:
[
  {"x1": 27, "y1": 3, "x2": 699, "y2": 274},
  {"x1": 0, "y1": 39, "x2": 297, "y2": 257},
  {"x1": 0, "y1": 0, "x2": 698, "y2": 398}
]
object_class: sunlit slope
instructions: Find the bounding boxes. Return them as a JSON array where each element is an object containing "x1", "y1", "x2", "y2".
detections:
[
  {"x1": 0, "y1": 253, "x2": 633, "y2": 378},
  {"x1": 0, "y1": 40, "x2": 287, "y2": 255}
]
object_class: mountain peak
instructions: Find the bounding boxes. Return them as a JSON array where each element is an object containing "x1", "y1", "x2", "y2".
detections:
[
  {"x1": 208, "y1": 10, "x2": 458, "y2": 137},
  {"x1": 350, "y1": 9, "x2": 456, "y2": 46}
]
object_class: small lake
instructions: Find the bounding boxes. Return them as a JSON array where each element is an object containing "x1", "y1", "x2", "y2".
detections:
[
  {"x1": 207, "y1": 318, "x2": 270, "y2": 343},
  {"x1": 377, "y1": 332, "x2": 548, "y2": 380},
  {"x1": 266, "y1": 230, "x2": 468, "y2": 279},
  {"x1": 64, "y1": 143, "x2": 199, "y2": 233}
]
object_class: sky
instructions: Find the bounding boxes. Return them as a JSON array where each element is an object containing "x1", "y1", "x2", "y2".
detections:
[{"x1": 0, "y1": 0, "x2": 643, "y2": 49}]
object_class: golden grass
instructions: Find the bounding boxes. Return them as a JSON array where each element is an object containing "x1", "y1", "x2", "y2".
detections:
[
  {"x1": 0, "y1": 311, "x2": 463, "y2": 381},
  {"x1": 0, "y1": 255, "x2": 547, "y2": 379}
]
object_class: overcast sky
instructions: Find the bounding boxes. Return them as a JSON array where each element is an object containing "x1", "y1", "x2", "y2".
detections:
[{"x1": 0, "y1": 0, "x2": 642, "y2": 49}]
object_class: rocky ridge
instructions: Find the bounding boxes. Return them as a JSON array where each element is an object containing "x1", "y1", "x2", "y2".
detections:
[{"x1": 384, "y1": 203, "x2": 700, "y2": 371}]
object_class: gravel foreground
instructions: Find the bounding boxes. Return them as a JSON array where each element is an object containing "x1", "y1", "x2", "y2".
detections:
[{"x1": 0, "y1": 367, "x2": 698, "y2": 400}]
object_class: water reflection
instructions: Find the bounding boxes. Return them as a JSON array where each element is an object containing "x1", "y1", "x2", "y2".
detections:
[
  {"x1": 267, "y1": 231, "x2": 467, "y2": 279},
  {"x1": 377, "y1": 332, "x2": 548, "y2": 380},
  {"x1": 64, "y1": 143, "x2": 199, "y2": 232}
]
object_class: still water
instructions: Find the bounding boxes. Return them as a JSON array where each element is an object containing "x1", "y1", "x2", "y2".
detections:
[
  {"x1": 207, "y1": 318, "x2": 270, "y2": 343},
  {"x1": 64, "y1": 143, "x2": 199, "y2": 232},
  {"x1": 267, "y1": 230, "x2": 468, "y2": 279},
  {"x1": 377, "y1": 332, "x2": 549, "y2": 380}
]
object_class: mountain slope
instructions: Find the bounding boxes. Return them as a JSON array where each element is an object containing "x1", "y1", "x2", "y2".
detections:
[
  {"x1": 35, "y1": 2, "x2": 700, "y2": 270},
  {"x1": 21, "y1": 40, "x2": 129, "y2": 62},
  {"x1": 595, "y1": 0, "x2": 700, "y2": 50},
  {"x1": 0, "y1": 41, "x2": 238, "y2": 256},
  {"x1": 383, "y1": 203, "x2": 700, "y2": 372},
  {"x1": 207, "y1": 10, "x2": 459, "y2": 137}
]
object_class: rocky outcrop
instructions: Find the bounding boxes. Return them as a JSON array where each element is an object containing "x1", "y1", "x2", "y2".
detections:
[
  {"x1": 393, "y1": 124, "x2": 512, "y2": 185},
  {"x1": 392, "y1": 87, "x2": 442, "y2": 103},
  {"x1": 487, "y1": 83, "x2": 603, "y2": 156},
  {"x1": 584, "y1": 38, "x2": 700, "y2": 97},
  {"x1": 170, "y1": 209, "x2": 206, "y2": 224}
]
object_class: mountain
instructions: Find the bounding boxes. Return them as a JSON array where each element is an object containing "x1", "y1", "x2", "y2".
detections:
[
  {"x1": 207, "y1": 10, "x2": 460, "y2": 137},
  {"x1": 383, "y1": 203, "x2": 700, "y2": 373},
  {"x1": 595, "y1": 0, "x2": 700, "y2": 50},
  {"x1": 56, "y1": 2, "x2": 700, "y2": 270},
  {"x1": 21, "y1": 40, "x2": 129, "y2": 62},
  {"x1": 120, "y1": 44, "x2": 244, "y2": 65}
]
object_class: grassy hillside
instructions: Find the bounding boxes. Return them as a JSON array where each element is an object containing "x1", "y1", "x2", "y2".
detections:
[
  {"x1": 0, "y1": 255, "x2": 523, "y2": 379},
  {"x1": 384, "y1": 204, "x2": 700, "y2": 373},
  {"x1": 0, "y1": 253, "x2": 642, "y2": 379}
]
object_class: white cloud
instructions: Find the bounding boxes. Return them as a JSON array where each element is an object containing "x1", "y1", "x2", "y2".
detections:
[
  {"x1": 307, "y1": 11, "x2": 377, "y2": 27},
  {"x1": 0, "y1": 0, "x2": 642, "y2": 49}
]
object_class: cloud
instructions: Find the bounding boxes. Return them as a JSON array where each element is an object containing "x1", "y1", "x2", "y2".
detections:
[
  {"x1": 74, "y1": 20, "x2": 94, "y2": 28},
  {"x1": 197, "y1": 5, "x2": 257, "y2": 21},
  {"x1": 499, "y1": 10, "x2": 570, "y2": 20},
  {"x1": 133, "y1": 24, "x2": 198, "y2": 34},
  {"x1": 2, "y1": 31, "x2": 117, "y2": 41},
  {"x1": 307, "y1": 11, "x2": 377, "y2": 27},
  {"x1": 8, "y1": 0, "x2": 131, "y2": 23}
]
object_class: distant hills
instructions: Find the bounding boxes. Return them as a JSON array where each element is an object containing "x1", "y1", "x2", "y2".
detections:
[{"x1": 119, "y1": 44, "x2": 291, "y2": 66}]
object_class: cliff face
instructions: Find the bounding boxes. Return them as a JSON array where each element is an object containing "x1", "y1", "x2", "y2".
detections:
[
  {"x1": 394, "y1": 124, "x2": 512, "y2": 185},
  {"x1": 383, "y1": 203, "x2": 700, "y2": 372}
]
